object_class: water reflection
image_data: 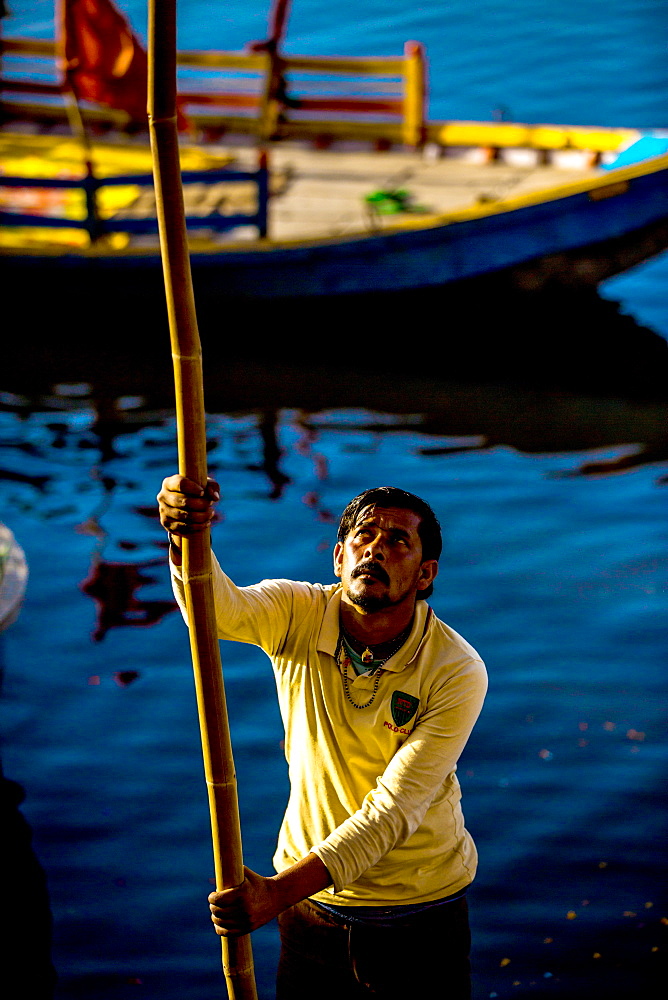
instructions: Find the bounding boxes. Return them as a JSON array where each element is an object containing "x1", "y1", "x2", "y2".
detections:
[
  {"x1": 554, "y1": 443, "x2": 668, "y2": 480},
  {"x1": 255, "y1": 410, "x2": 292, "y2": 499},
  {"x1": 80, "y1": 559, "x2": 177, "y2": 642}
]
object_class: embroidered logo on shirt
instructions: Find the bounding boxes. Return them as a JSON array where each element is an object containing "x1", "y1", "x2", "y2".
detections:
[
  {"x1": 384, "y1": 720, "x2": 414, "y2": 735},
  {"x1": 391, "y1": 691, "x2": 419, "y2": 727}
]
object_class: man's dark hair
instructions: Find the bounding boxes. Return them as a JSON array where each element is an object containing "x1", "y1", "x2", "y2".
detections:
[{"x1": 337, "y1": 487, "x2": 442, "y2": 600}]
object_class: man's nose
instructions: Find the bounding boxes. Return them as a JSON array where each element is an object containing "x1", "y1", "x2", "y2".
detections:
[{"x1": 364, "y1": 536, "x2": 385, "y2": 560}]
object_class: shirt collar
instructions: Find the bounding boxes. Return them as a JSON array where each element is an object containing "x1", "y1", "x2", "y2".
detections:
[
  {"x1": 317, "y1": 589, "x2": 432, "y2": 673},
  {"x1": 317, "y1": 586, "x2": 343, "y2": 656}
]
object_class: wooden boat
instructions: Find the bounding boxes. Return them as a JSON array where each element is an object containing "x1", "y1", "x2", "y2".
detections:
[
  {"x1": 0, "y1": 523, "x2": 28, "y2": 633},
  {"x1": 2, "y1": 15, "x2": 668, "y2": 299}
]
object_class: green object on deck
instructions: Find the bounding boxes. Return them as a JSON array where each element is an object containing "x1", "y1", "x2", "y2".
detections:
[
  {"x1": 365, "y1": 188, "x2": 426, "y2": 214},
  {"x1": 365, "y1": 188, "x2": 410, "y2": 213}
]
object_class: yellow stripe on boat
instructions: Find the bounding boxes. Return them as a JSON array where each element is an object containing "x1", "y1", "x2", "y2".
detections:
[{"x1": 433, "y1": 121, "x2": 637, "y2": 152}]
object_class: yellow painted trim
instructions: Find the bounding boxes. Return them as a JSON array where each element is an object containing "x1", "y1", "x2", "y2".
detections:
[
  {"x1": 432, "y1": 120, "x2": 638, "y2": 153},
  {"x1": 0, "y1": 102, "x2": 406, "y2": 139},
  {"x1": 2, "y1": 98, "x2": 131, "y2": 127},
  {"x1": 437, "y1": 122, "x2": 531, "y2": 147},
  {"x1": 0, "y1": 131, "x2": 235, "y2": 177},
  {"x1": 1, "y1": 37, "x2": 401, "y2": 71},
  {"x1": 402, "y1": 44, "x2": 425, "y2": 147},
  {"x1": 566, "y1": 128, "x2": 637, "y2": 152},
  {"x1": 177, "y1": 50, "x2": 269, "y2": 71},
  {"x1": 179, "y1": 51, "x2": 406, "y2": 75},
  {"x1": 284, "y1": 55, "x2": 405, "y2": 74},
  {"x1": 527, "y1": 126, "x2": 571, "y2": 150},
  {"x1": 269, "y1": 119, "x2": 405, "y2": 140},
  {"x1": 3, "y1": 37, "x2": 405, "y2": 77},
  {"x1": 0, "y1": 38, "x2": 56, "y2": 56}
]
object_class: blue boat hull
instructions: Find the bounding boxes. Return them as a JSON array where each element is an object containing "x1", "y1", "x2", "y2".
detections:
[
  {"x1": 3, "y1": 157, "x2": 668, "y2": 299},
  {"x1": 187, "y1": 160, "x2": 668, "y2": 297}
]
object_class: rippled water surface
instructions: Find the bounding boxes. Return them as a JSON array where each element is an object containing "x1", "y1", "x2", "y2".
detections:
[
  {"x1": 2, "y1": 2, "x2": 668, "y2": 999},
  {"x1": 2, "y1": 396, "x2": 666, "y2": 999}
]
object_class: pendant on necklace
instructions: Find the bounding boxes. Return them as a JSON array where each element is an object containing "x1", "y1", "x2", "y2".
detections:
[{"x1": 361, "y1": 647, "x2": 374, "y2": 665}]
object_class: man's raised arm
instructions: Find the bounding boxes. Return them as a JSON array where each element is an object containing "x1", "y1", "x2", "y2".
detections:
[{"x1": 157, "y1": 476, "x2": 335, "y2": 934}]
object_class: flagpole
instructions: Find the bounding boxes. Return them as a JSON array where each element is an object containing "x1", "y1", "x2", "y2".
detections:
[{"x1": 147, "y1": 2, "x2": 257, "y2": 997}]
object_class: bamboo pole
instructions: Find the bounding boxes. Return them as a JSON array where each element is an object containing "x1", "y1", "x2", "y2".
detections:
[{"x1": 147, "y1": 2, "x2": 257, "y2": 997}]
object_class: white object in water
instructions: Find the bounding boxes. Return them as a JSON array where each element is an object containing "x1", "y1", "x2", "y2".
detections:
[{"x1": 0, "y1": 523, "x2": 28, "y2": 632}]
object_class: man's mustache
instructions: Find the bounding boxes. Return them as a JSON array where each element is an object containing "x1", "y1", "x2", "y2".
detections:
[{"x1": 351, "y1": 560, "x2": 390, "y2": 585}]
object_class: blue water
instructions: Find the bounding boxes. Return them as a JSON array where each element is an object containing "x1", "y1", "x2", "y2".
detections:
[{"x1": 2, "y1": 2, "x2": 668, "y2": 999}]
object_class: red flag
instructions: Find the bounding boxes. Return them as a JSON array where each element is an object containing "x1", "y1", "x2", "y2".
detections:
[{"x1": 59, "y1": 0, "x2": 188, "y2": 129}]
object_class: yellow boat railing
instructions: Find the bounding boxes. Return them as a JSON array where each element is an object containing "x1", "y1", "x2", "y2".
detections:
[
  {"x1": 0, "y1": 37, "x2": 426, "y2": 146},
  {"x1": 0, "y1": 36, "x2": 635, "y2": 155},
  {"x1": 0, "y1": 131, "x2": 270, "y2": 247}
]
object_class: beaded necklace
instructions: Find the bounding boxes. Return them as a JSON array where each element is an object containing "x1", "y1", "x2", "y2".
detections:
[{"x1": 336, "y1": 620, "x2": 413, "y2": 710}]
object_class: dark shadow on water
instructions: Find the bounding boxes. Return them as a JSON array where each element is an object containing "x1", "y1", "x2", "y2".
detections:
[
  {"x1": 3, "y1": 275, "x2": 668, "y2": 399},
  {"x1": 0, "y1": 771, "x2": 57, "y2": 995},
  {"x1": 0, "y1": 632, "x2": 56, "y2": 994},
  {"x1": 5, "y1": 276, "x2": 668, "y2": 388},
  {"x1": 3, "y1": 281, "x2": 668, "y2": 483}
]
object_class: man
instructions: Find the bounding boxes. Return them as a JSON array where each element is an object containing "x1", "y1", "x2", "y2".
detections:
[{"x1": 158, "y1": 477, "x2": 487, "y2": 998}]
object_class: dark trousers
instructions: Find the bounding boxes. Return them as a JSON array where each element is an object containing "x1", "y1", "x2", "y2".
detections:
[{"x1": 277, "y1": 896, "x2": 471, "y2": 999}]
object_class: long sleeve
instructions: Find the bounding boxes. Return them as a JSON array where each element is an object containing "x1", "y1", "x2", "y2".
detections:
[
  {"x1": 309, "y1": 653, "x2": 487, "y2": 894},
  {"x1": 171, "y1": 550, "x2": 315, "y2": 656}
]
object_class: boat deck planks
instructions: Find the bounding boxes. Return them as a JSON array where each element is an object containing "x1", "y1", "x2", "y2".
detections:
[
  {"x1": 227, "y1": 142, "x2": 597, "y2": 241},
  {"x1": 88, "y1": 139, "x2": 597, "y2": 244}
]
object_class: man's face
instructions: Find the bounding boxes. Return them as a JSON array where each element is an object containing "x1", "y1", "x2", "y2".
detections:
[{"x1": 333, "y1": 505, "x2": 438, "y2": 614}]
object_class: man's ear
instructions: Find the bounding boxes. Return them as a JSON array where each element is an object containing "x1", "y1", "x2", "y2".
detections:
[
  {"x1": 333, "y1": 541, "x2": 343, "y2": 578},
  {"x1": 416, "y1": 559, "x2": 438, "y2": 591}
]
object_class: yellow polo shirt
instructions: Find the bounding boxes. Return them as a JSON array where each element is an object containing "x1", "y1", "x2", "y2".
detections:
[{"x1": 172, "y1": 554, "x2": 487, "y2": 907}]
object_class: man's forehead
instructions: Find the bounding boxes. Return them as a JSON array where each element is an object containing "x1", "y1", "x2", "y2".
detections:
[{"x1": 353, "y1": 505, "x2": 422, "y2": 532}]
